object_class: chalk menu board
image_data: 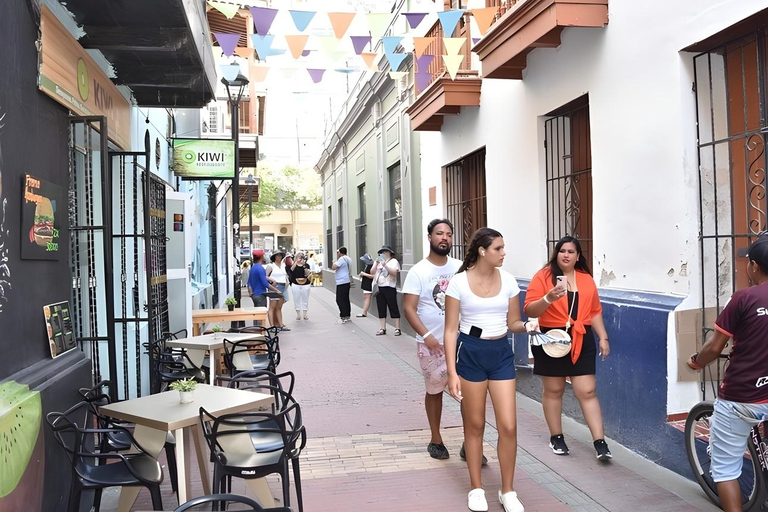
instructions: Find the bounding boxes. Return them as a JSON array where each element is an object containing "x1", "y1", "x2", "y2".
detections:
[{"x1": 44, "y1": 300, "x2": 76, "y2": 358}]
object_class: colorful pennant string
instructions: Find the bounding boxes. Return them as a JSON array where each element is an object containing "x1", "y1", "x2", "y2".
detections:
[
  {"x1": 207, "y1": 1, "x2": 239, "y2": 19},
  {"x1": 437, "y1": 10, "x2": 464, "y2": 36},
  {"x1": 289, "y1": 10, "x2": 316, "y2": 32},
  {"x1": 328, "y1": 12, "x2": 357, "y2": 40},
  {"x1": 471, "y1": 7, "x2": 497, "y2": 36},
  {"x1": 250, "y1": 6, "x2": 278, "y2": 35},
  {"x1": 213, "y1": 32, "x2": 240, "y2": 57},
  {"x1": 349, "y1": 35, "x2": 372, "y2": 55},
  {"x1": 402, "y1": 12, "x2": 428, "y2": 29}
]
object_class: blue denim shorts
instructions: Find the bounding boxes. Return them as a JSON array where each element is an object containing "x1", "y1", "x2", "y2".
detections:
[
  {"x1": 710, "y1": 398, "x2": 768, "y2": 482},
  {"x1": 455, "y1": 331, "x2": 515, "y2": 382}
]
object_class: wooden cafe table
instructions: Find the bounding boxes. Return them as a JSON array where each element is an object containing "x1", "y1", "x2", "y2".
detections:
[
  {"x1": 165, "y1": 332, "x2": 266, "y2": 385},
  {"x1": 191, "y1": 306, "x2": 268, "y2": 336},
  {"x1": 100, "y1": 385, "x2": 275, "y2": 511}
]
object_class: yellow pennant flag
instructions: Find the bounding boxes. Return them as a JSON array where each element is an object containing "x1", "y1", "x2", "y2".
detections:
[
  {"x1": 285, "y1": 35, "x2": 309, "y2": 59},
  {"x1": 389, "y1": 71, "x2": 407, "y2": 80},
  {"x1": 361, "y1": 52, "x2": 380, "y2": 71},
  {"x1": 413, "y1": 37, "x2": 436, "y2": 57},
  {"x1": 252, "y1": 66, "x2": 271, "y2": 83},
  {"x1": 443, "y1": 37, "x2": 466, "y2": 56},
  {"x1": 328, "y1": 12, "x2": 357, "y2": 40},
  {"x1": 442, "y1": 55, "x2": 464, "y2": 80},
  {"x1": 234, "y1": 47, "x2": 254, "y2": 60},
  {"x1": 208, "y1": 0, "x2": 239, "y2": 19},
  {"x1": 471, "y1": 7, "x2": 497, "y2": 37},
  {"x1": 366, "y1": 13, "x2": 391, "y2": 40}
]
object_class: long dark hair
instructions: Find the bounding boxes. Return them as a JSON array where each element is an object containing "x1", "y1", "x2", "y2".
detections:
[
  {"x1": 547, "y1": 236, "x2": 592, "y2": 285},
  {"x1": 458, "y1": 227, "x2": 503, "y2": 273}
]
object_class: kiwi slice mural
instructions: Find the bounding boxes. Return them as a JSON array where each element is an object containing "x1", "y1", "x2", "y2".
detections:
[{"x1": 0, "y1": 381, "x2": 42, "y2": 498}]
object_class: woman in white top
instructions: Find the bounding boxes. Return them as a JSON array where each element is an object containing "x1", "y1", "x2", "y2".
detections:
[
  {"x1": 371, "y1": 245, "x2": 402, "y2": 336},
  {"x1": 266, "y1": 250, "x2": 289, "y2": 331},
  {"x1": 444, "y1": 228, "x2": 535, "y2": 512}
]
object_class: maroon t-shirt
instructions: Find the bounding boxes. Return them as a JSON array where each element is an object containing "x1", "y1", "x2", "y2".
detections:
[{"x1": 715, "y1": 283, "x2": 768, "y2": 403}]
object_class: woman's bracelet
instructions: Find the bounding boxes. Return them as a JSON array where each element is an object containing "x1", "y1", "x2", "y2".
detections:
[{"x1": 542, "y1": 295, "x2": 552, "y2": 305}]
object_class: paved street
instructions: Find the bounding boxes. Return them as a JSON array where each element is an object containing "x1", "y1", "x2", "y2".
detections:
[{"x1": 108, "y1": 287, "x2": 720, "y2": 511}]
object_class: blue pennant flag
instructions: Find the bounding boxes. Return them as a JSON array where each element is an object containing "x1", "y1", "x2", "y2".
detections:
[
  {"x1": 289, "y1": 10, "x2": 316, "y2": 32},
  {"x1": 437, "y1": 10, "x2": 464, "y2": 36}
]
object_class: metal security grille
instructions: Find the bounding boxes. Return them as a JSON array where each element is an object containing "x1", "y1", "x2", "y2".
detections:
[
  {"x1": 384, "y1": 163, "x2": 403, "y2": 258},
  {"x1": 208, "y1": 185, "x2": 219, "y2": 307},
  {"x1": 694, "y1": 31, "x2": 768, "y2": 398},
  {"x1": 355, "y1": 184, "x2": 367, "y2": 272},
  {"x1": 544, "y1": 98, "x2": 593, "y2": 265},
  {"x1": 337, "y1": 198, "x2": 345, "y2": 249},
  {"x1": 326, "y1": 206, "x2": 333, "y2": 268},
  {"x1": 445, "y1": 148, "x2": 487, "y2": 260}
]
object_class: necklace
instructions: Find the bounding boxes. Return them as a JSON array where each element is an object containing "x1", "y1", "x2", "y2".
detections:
[{"x1": 470, "y1": 269, "x2": 496, "y2": 296}]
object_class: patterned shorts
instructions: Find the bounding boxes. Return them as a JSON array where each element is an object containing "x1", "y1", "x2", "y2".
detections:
[{"x1": 417, "y1": 343, "x2": 448, "y2": 395}]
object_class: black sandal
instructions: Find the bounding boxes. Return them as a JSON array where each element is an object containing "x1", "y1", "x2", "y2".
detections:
[
  {"x1": 375, "y1": 328, "x2": 386, "y2": 335},
  {"x1": 394, "y1": 328, "x2": 402, "y2": 336},
  {"x1": 356, "y1": 314, "x2": 367, "y2": 317}
]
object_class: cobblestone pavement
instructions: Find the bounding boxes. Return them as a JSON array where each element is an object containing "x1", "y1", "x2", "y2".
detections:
[{"x1": 107, "y1": 287, "x2": 721, "y2": 511}]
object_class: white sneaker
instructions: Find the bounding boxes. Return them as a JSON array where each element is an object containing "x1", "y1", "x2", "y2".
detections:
[
  {"x1": 499, "y1": 490, "x2": 524, "y2": 512},
  {"x1": 467, "y1": 488, "x2": 488, "y2": 512}
]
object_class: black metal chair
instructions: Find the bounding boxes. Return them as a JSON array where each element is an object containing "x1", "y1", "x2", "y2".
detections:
[
  {"x1": 78, "y1": 380, "x2": 179, "y2": 493},
  {"x1": 173, "y1": 493, "x2": 293, "y2": 511},
  {"x1": 222, "y1": 337, "x2": 280, "y2": 377},
  {"x1": 146, "y1": 331, "x2": 207, "y2": 392},
  {"x1": 46, "y1": 401, "x2": 164, "y2": 512},
  {"x1": 199, "y1": 386, "x2": 305, "y2": 512}
]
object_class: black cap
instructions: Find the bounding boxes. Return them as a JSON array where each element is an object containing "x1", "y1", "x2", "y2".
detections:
[{"x1": 377, "y1": 245, "x2": 395, "y2": 257}]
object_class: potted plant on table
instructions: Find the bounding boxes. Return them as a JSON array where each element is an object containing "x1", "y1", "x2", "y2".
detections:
[
  {"x1": 224, "y1": 297, "x2": 237, "y2": 311},
  {"x1": 169, "y1": 378, "x2": 197, "y2": 404}
]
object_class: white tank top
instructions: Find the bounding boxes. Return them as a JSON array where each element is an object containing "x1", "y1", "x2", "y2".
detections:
[{"x1": 269, "y1": 262, "x2": 287, "y2": 284}]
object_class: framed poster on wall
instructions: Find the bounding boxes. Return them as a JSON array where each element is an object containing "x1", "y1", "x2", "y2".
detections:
[
  {"x1": 44, "y1": 300, "x2": 76, "y2": 358},
  {"x1": 21, "y1": 174, "x2": 65, "y2": 260}
]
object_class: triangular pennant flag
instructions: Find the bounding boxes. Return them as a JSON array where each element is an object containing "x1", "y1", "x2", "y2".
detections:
[
  {"x1": 415, "y1": 54, "x2": 435, "y2": 72},
  {"x1": 413, "y1": 37, "x2": 436, "y2": 57},
  {"x1": 349, "y1": 35, "x2": 372, "y2": 55},
  {"x1": 285, "y1": 35, "x2": 309, "y2": 59},
  {"x1": 385, "y1": 52, "x2": 408, "y2": 72},
  {"x1": 302, "y1": 49, "x2": 312, "y2": 57},
  {"x1": 234, "y1": 47, "x2": 254, "y2": 60},
  {"x1": 317, "y1": 35, "x2": 345, "y2": 61},
  {"x1": 289, "y1": 10, "x2": 316, "y2": 32},
  {"x1": 442, "y1": 54, "x2": 463, "y2": 80},
  {"x1": 361, "y1": 52, "x2": 379, "y2": 71},
  {"x1": 437, "y1": 10, "x2": 464, "y2": 36},
  {"x1": 328, "y1": 12, "x2": 357, "y2": 40},
  {"x1": 213, "y1": 33, "x2": 240, "y2": 57},
  {"x1": 251, "y1": 34, "x2": 275, "y2": 61},
  {"x1": 334, "y1": 67, "x2": 358, "y2": 74},
  {"x1": 220, "y1": 64, "x2": 241, "y2": 83},
  {"x1": 366, "y1": 13, "x2": 391, "y2": 39},
  {"x1": 307, "y1": 68, "x2": 326, "y2": 84},
  {"x1": 472, "y1": 38, "x2": 481, "y2": 46},
  {"x1": 250, "y1": 6, "x2": 278, "y2": 35},
  {"x1": 443, "y1": 37, "x2": 465, "y2": 56},
  {"x1": 382, "y1": 36, "x2": 403, "y2": 55},
  {"x1": 415, "y1": 69, "x2": 433, "y2": 92},
  {"x1": 389, "y1": 71, "x2": 407, "y2": 80},
  {"x1": 402, "y1": 12, "x2": 428, "y2": 29},
  {"x1": 252, "y1": 65, "x2": 270, "y2": 82},
  {"x1": 471, "y1": 7, "x2": 497, "y2": 37},
  {"x1": 208, "y1": 1, "x2": 239, "y2": 19}
]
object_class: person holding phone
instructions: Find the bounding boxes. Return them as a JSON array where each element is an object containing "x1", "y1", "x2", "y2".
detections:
[
  {"x1": 523, "y1": 236, "x2": 611, "y2": 461},
  {"x1": 288, "y1": 252, "x2": 311, "y2": 321},
  {"x1": 371, "y1": 245, "x2": 402, "y2": 335},
  {"x1": 444, "y1": 228, "x2": 535, "y2": 512}
]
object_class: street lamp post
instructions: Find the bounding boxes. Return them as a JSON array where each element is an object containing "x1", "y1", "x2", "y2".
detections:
[{"x1": 245, "y1": 174, "x2": 257, "y2": 254}]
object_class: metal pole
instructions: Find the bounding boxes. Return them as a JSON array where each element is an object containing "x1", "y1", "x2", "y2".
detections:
[
  {"x1": 249, "y1": 184, "x2": 253, "y2": 253},
  {"x1": 232, "y1": 100, "x2": 240, "y2": 267}
]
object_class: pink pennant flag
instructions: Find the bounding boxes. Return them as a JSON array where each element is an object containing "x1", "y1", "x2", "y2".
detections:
[
  {"x1": 234, "y1": 47, "x2": 254, "y2": 60},
  {"x1": 213, "y1": 33, "x2": 240, "y2": 57},
  {"x1": 328, "y1": 12, "x2": 357, "y2": 40},
  {"x1": 252, "y1": 66, "x2": 271, "y2": 83},
  {"x1": 250, "y1": 6, "x2": 278, "y2": 35},
  {"x1": 285, "y1": 35, "x2": 309, "y2": 60},
  {"x1": 361, "y1": 52, "x2": 379, "y2": 71},
  {"x1": 307, "y1": 69, "x2": 326, "y2": 83},
  {"x1": 350, "y1": 35, "x2": 372, "y2": 55}
]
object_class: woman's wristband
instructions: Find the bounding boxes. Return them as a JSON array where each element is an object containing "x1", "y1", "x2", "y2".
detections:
[{"x1": 542, "y1": 295, "x2": 552, "y2": 305}]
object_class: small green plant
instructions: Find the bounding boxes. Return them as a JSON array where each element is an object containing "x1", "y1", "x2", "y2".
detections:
[
  {"x1": 224, "y1": 297, "x2": 237, "y2": 306},
  {"x1": 169, "y1": 379, "x2": 197, "y2": 392},
  {"x1": 211, "y1": 325, "x2": 222, "y2": 332}
]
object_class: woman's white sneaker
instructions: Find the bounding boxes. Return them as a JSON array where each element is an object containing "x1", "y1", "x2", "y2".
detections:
[
  {"x1": 467, "y1": 488, "x2": 488, "y2": 511},
  {"x1": 499, "y1": 490, "x2": 525, "y2": 512}
]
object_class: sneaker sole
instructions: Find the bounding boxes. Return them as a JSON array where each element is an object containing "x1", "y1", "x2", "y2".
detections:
[
  {"x1": 596, "y1": 453, "x2": 613, "y2": 461},
  {"x1": 549, "y1": 442, "x2": 569, "y2": 455}
]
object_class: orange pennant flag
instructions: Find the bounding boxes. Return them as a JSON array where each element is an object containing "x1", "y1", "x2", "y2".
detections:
[
  {"x1": 413, "y1": 37, "x2": 436, "y2": 57},
  {"x1": 285, "y1": 35, "x2": 309, "y2": 59},
  {"x1": 361, "y1": 52, "x2": 380, "y2": 71},
  {"x1": 252, "y1": 66, "x2": 271, "y2": 82},
  {"x1": 234, "y1": 47, "x2": 254, "y2": 60},
  {"x1": 471, "y1": 7, "x2": 497, "y2": 37},
  {"x1": 328, "y1": 12, "x2": 357, "y2": 40}
]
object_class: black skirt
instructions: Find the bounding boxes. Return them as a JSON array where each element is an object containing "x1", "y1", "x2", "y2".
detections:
[{"x1": 532, "y1": 325, "x2": 596, "y2": 376}]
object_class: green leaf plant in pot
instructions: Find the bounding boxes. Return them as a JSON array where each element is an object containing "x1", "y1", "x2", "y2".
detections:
[
  {"x1": 169, "y1": 379, "x2": 197, "y2": 404},
  {"x1": 225, "y1": 297, "x2": 237, "y2": 311}
]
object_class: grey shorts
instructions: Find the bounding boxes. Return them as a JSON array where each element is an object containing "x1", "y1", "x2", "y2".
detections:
[{"x1": 251, "y1": 294, "x2": 267, "y2": 308}]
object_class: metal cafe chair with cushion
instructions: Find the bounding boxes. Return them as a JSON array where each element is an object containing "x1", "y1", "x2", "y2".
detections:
[
  {"x1": 199, "y1": 386, "x2": 306, "y2": 512},
  {"x1": 46, "y1": 401, "x2": 164, "y2": 512},
  {"x1": 173, "y1": 493, "x2": 292, "y2": 512}
]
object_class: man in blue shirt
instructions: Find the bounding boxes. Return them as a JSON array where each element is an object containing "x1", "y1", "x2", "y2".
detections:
[
  {"x1": 332, "y1": 246, "x2": 352, "y2": 323},
  {"x1": 247, "y1": 250, "x2": 281, "y2": 309}
]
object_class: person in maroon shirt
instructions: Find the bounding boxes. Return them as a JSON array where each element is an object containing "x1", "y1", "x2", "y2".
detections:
[{"x1": 688, "y1": 235, "x2": 768, "y2": 511}]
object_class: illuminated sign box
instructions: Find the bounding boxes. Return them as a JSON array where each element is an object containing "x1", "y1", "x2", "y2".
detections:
[{"x1": 172, "y1": 138, "x2": 236, "y2": 179}]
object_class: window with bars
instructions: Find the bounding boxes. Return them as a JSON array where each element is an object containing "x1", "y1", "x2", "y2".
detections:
[
  {"x1": 385, "y1": 163, "x2": 403, "y2": 258},
  {"x1": 544, "y1": 95, "x2": 593, "y2": 266},
  {"x1": 355, "y1": 184, "x2": 368, "y2": 272},
  {"x1": 326, "y1": 206, "x2": 333, "y2": 268},
  {"x1": 445, "y1": 148, "x2": 487, "y2": 260},
  {"x1": 337, "y1": 198, "x2": 345, "y2": 249},
  {"x1": 206, "y1": 104, "x2": 219, "y2": 134}
]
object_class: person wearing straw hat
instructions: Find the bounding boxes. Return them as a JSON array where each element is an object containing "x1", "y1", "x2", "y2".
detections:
[
  {"x1": 357, "y1": 253, "x2": 375, "y2": 317},
  {"x1": 266, "y1": 250, "x2": 290, "y2": 331},
  {"x1": 524, "y1": 236, "x2": 611, "y2": 461},
  {"x1": 371, "y1": 244, "x2": 401, "y2": 335}
]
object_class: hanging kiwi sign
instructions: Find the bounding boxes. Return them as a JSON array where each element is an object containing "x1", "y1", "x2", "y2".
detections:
[{"x1": 21, "y1": 175, "x2": 65, "y2": 260}]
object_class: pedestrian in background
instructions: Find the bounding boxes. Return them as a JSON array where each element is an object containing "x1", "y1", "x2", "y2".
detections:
[
  {"x1": 372, "y1": 245, "x2": 401, "y2": 336},
  {"x1": 289, "y1": 252, "x2": 312, "y2": 321},
  {"x1": 332, "y1": 247, "x2": 353, "y2": 323},
  {"x1": 444, "y1": 228, "x2": 534, "y2": 512},
  {"x1": 266, "y1": 250, "x2": 290, "y2": 331},
  {"x1": 357, "y1": 253, "x2": 374, "y2": 317},
  {"x1": 247, "y1": 249, "x2": 282, "y2": 314}
]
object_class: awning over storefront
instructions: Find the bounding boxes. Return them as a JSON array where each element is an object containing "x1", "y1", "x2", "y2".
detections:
[{"x1": 64, "y1": 0, "x2": 216, "y2": 107}]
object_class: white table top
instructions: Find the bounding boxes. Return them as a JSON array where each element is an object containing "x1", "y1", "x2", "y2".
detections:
[
  {"x1": 100, "y1": 385, "x2": 274, "y2": 431},
  {"x1": 166, "y1": 332, "x2": 265, "y2": 351}
]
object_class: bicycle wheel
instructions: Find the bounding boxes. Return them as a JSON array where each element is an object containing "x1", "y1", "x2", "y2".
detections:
[{"x1": 685, "y1": 401, "x2": 768, "y2": 511}]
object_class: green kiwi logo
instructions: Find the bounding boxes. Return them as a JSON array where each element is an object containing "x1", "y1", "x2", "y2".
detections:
[
  {"x1": 0, "y1": 382, "x2": 41, "y2": 497},
  {"x1": 182, "y1": 150, "x2": 196, "y2": 164},
  {"x1": 76, "y1": 59, "x2": 89, "y2": 101}
]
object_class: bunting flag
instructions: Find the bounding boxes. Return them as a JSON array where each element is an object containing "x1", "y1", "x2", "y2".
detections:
[
  {"x1": 213, "y1": 32, "x2": 240, "y2": 57},
  {"x1": 442, "y1": 54, "x2": 463, "y2": 80},
  {"x1": 349, "y1": 35, "x2": 372, "y2": 55},
  {"x1": 252, "y1": 65, "x2": 271, "y2": 82},
  {"x1": 366, "y1": 13, "x2": 390, "y2": 39},
  {"x1": 285, "y1": 35, "x2": 309, "y2": 59},
  {"x1": 415, "y1": 69, "x2": 433, "y2": 91},
  {"x1": 251, "y1": 34, "x2": 276, "y2": 60},
  {"x1": 220, "y1": 63, "x2": 241, "y2": 82},
  {"x1": 442, "y1": 37, "x2": 465, "y2": 56},
  {"x1": 382, "y1": 36, "x2": 403, "y2": 55},
  {"x1": 317, "y1": 35, "x2": 345, "y2": 61},
  {"x1": 234, "y1": 47, "x2": 254, "y2": 60},
  {"x1": 302, "y1": 49, "x2": 312, "y2": 57},
  {"x1": 385, "y1": 52, "x2": 407, "y2": 72},
  {"x1": 402, "y1": 12, "x2": 428, "y2": 29},
  {"x1": 328, "y1": 12, "x2": 357, "y2": 40},
  {"x1": 471, "y1": 7, "x2": 497, "y2": 36},
  {"x1": 289, "y1": 10, "x2": 316, "y2": 32},
  {"x1": 437, "y1": 10, "x2": 464, "y2": 36},
  {"x1": 472, "y1": 38, "x2": 481, "y2": 46},
  {"x1": 208, "y1": 1, "x2": 239, "y2": 19},
  {"x1": 361, "y1": 52, "x2": 379, "y2": 71},
  {"x1": 413, "y1": 37, "x2": 436, "y2": 57},
  {"x1": 307, "y1": 68, "x2": 326, "y2": 83},
  {"x1": 415, "y1": 54, "x2": 435, "y2": 72},
  {"x1": 250, "y1": 6, "x2": 278, "y2": 35},
  {"x1": 389, "y1": 71, "x2": 407, "y2": 80},
  {"x1": 335, "y1": 67, "x2": 358, "y2": 74}
]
